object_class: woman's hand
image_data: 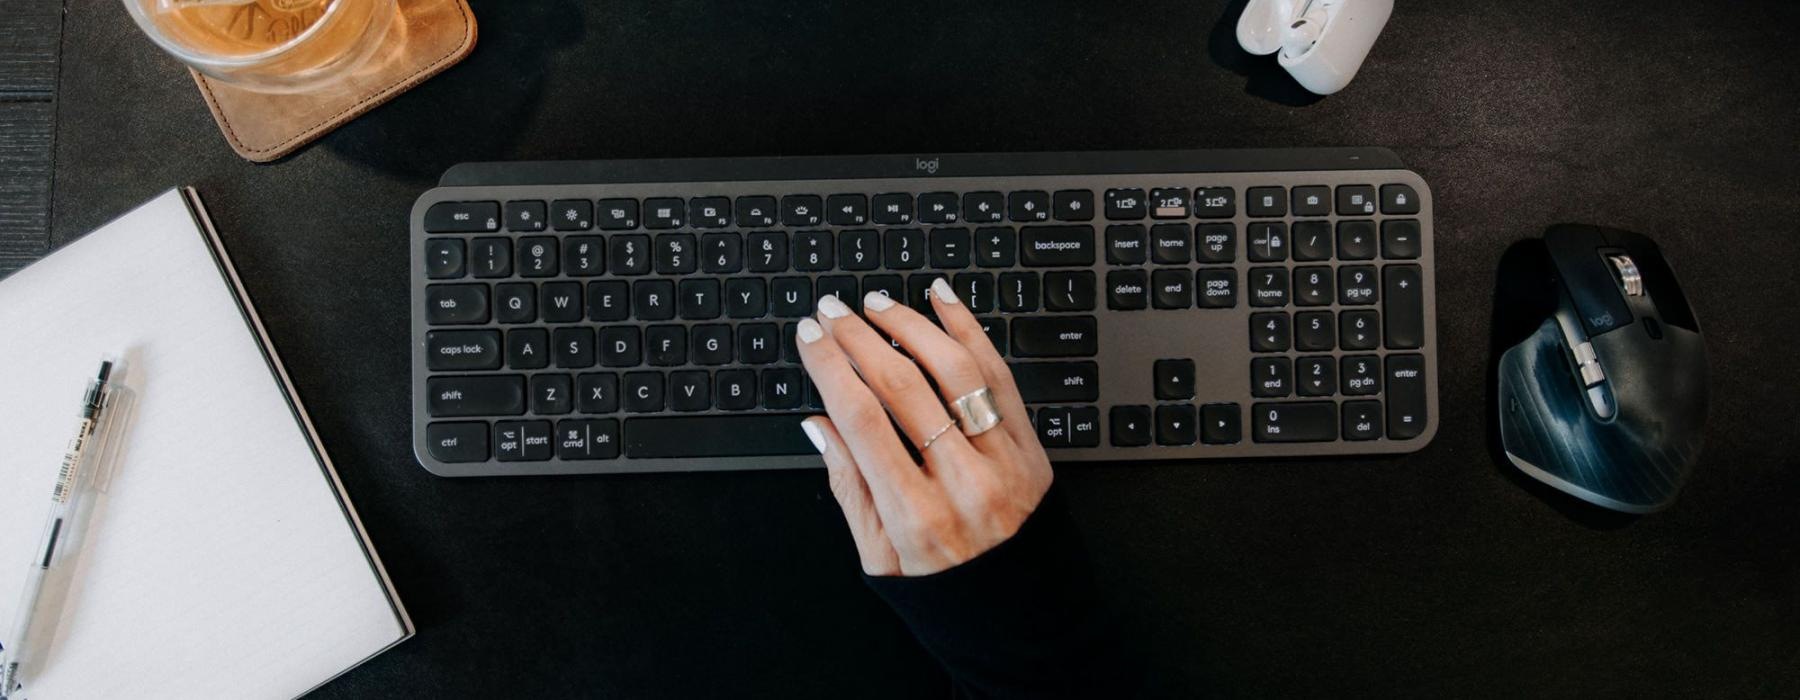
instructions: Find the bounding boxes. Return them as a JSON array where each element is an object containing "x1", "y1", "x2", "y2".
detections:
[{"x1": 796, "y1": 278, "x2": 1053, "y2": 577}]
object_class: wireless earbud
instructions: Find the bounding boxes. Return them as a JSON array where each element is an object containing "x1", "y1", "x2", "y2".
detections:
[{"x1": 1236, "y1": 0, "x2": 1393, "y2": 95}]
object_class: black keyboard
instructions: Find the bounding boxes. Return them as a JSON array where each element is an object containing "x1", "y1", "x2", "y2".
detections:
[{"x1": 411, "y1": 149, "x2": 1440, "y2": 476}]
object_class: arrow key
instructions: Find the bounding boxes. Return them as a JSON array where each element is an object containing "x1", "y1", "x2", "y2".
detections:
[
  {"x1": 1201, "y1": 403, "x2": 1241, "y2": 444},
  {"x1": 1156, "y1": 404, "x2": 1197, "y2": 446},
  {"x1": 1110, "y1": 405, "x2": 1152, "y2": 447}
]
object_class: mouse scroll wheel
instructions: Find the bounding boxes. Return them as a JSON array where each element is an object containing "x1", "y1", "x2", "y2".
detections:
[{"x1": 1607, "y1": 254, "x2": 1645, "y2": 297}]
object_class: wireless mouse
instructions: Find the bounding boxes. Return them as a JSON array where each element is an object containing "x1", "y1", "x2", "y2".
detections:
[{"x1": 1493, "y1": 225, "x2": 1708, "y2": 513}]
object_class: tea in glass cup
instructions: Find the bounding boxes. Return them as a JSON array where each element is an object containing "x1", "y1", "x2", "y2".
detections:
[{"x1": 124, "y1": 0, "x2": 398, "y2": 93}]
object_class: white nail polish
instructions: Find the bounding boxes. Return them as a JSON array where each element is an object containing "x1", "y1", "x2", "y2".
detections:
[
  {"x1": 797, "y1": 317, "x2": 824, "y2": 344},
  {"x1": 801, "y1": 420, "x2": 828, "y2": 454},
  {"x1": 817, "y1": 294, "x2": 852, "y2": 319},
  {"x1": 930, "y1": 277, "x2": 960, "y2": 305},
  {"x1": 862, "y1": 292, "x2": 897, "y2": 312}
]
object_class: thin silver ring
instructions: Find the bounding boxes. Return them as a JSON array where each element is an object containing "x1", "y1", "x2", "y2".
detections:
[
  {"x1": 918, "y1": 418, "x2": 958, "y2": 451},
  {"x1": 951, "y1": 387, "x2": 1003, "y2": 437}
]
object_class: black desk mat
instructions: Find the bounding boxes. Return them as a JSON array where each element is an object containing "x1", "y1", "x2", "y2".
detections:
[{"x1": 48, "y1": 0, "x2": 1800, "y2": 696}]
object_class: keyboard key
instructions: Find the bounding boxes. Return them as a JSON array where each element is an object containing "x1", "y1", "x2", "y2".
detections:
[
  {"x1": 557, "y1": 419, "x2": 621, "y2": 459},
  {"x1": 609, "y1": 234, "x2": 651, "y2": 275},
  {"x1": 425, "y1": 201, "x2": 501, "y2": 233},
  {"x1": 518, "y1": 237, "x2": 558, "y2": 277},
  {"x1": 1107, "y1": 269, "x2": 1148, "y2": 310},
  {"x1": 827, "y1": 194, "x2": 869, "y2": 226},
  {"x1": 1252, "y1": 402, "x2": 1338, "y2": 442},
  {"x1": 1043, "y1": 271, "x2": 1096, "y2": 311},
  {"x1": 1381, "y1": 184, "x2": 1420, "y2": 214},
  {"x1": 1295, "y1": 311, "x2": 1335, "y2": 351},
  {"x1": 553, "y1": 327, "x2": 596, "y2": 368},
  {"x1": 669, "y1": 371, "x2": 711, "y2": 412},
  {"x1": 963, "y1": 192, "x2": 1005, "y2": 223},
  {"x1": 1193, "y1": 187, "x2": 1235, "y2": 218},
  {"x1": 1012, "y1": 316, "x2": 1098, "y2": 357},
  {"x1": 747, "y1": 231, "x2": 789, "y2": 272},
  {"x1": 998, "y1": 272, "x2": 1039, "y2": 312},
  {"x1": 699, "y1": 232, "x2": 743, "y2": 274},
  {"x1": 1340, "y1": 310, "x2": 1380, "y2": 350},
  {"x1": 1156, "y1": 404, "x2": 1197, "y2": 446},
  {"x1": 930, "y1": 227, "x2": 971, "y2": 268},
  {"x1": 1246, "y1": 186, "x2": 1286, "y2": 217},
  {"x1": 1196, "y1": 223, "x2": 1236, "y2": 263},
  {"x1": 623, "y1": 372, "x2": 665, "y2": 412},
  {"x1": 771, "y1": 277, "x2": 812, "y2": 317},
  {"x1": 563, "y1": 237, "x2": 605, "y2": 276},
  {"x1": 427, "y1": 330, "x2": 502, "y2": 371},
  {"x1": 587, "y1": 281, "x2": 629, "y2": 321},
  {"x1": 1149, "y1": 188, "x2": 1188, "y2": 219},
  {"x1": 428, "y1": 375, "x2": 525, "y2": 417},
  {"x1": 837, "y1": 229, "x2": 880, "y2": 271},
  {"x1": 974, "y1": 227, "x2": 1016, "y2": 268},
  {"x1": 654, "y1": 234, "x2": 697, "y2": 275},
  {"x1": 551, "y1": 199, "x2": 592, "y2": 231},
  {"x1": 1020, "y1": 226, "x2": 1096, "y2": 267},
  {"x1": 425, "y1": 239, "x2": 466, "y2": 279},
  {"x1": 1154, "y1": 359, "x2": 1195, "y2": 400},
  {"x1": 1105, "y1": 224, "x2": 1148, "y2": 265},
  {"x1": 1291, "y1": 186, "x2": 1330, "y2": 216},
  {"x1": 1338, "y1": 266, "x2": 1379, "y2": 305},
  {"x1": 954, "y1": 272, "x2": 996, "y2": 313},
  {"x1": 469, "y1": 237, "x2": 512, "y2": 277},
  {"x1": 1250, "y1": 312, "x2": 1290, "y2": 352},
  {"x1": 817, "y1": 275, "x2": 860, "y2": 308},
  {"x1": 782, "y1": 195, "x2": 825, "y2": 227},
  {"x1": 688, "y1": 197, "x2": 731, "y2": 228},
  {"x1": 1201, "y1": 403, "x2": 1241, "y2": 444},
  {"x1": 494, "y1": 421, "x2": 553, "y2": 461},
  {"x1": 1009, "y1": 190, "x2": 1050, "y2": 222},
  {"x1": 1381, "y1": 220, "x2": 1422, "y2": 259},
  {"x1": 1151, "y1": 224, "x2": 1191, "y2": 264},
  {"x1": 1247, "y1": 223, "x2": 1287, "y2": 262},
  {"x1": 1386, "y1": 354, "x2": 1428, "y2": 439},
  {"x1": 623, "y1": 415, "x2": 818, "y2": 457},
  {"x1": 1296, "y1": 356, "x2": 1335, "y2": 396},
  {"x1": 494, "y1": 282, "x2": 535, "y2": 323},
  {"x1": 427, "y1": 422, "x2": 489, "y2": 462},
  {"x1": 599, "y1": 327, "x2": 641, "y2": 367},
  {"x1": 1384, "y1": 264, "x2": 1425, "y2": 349},
  {"x1": 978, "y1": 317, "x2": 1007, "y2": 355},
  {"x1": 1336, "y1": 185, "x2": 1377, "y2": 216},
  {"x1": 505, "y1": 200, "x2": 547, "y2": 232},
  {"x1": 1034, "y1": 407, "x2": 1070, "y2": 447},
  {"x1": 1338, "y1": 221, "x2": 1377, "y2": 260},
  {"x1": 1251, "y1": 357, "x2": 1292, "y2": 397},
  {"x1": 884, "y1": 228, "x2": 926, "y2": 269},
  {"x1": 871, "y1": 193, "x2": 914, "y2": 225},
  {"x1": 738, "y1": 324, "x2": 781, "y2": 364},
  {"x1": 919, "y1": 192, "x2": 960, "y2": 223},
  {"x1": 531, "y1": 374, "x2": 573, "y2": 415},
  {"x1": 1111, "y1": 405, "x2": 1152, "y2": 447},
  {"x1": 598, "y1": 198, "x2": 640, "y2": 230},
  {"x1": 863, "y1": 275, "x2": 905, "y2": 308},
  {"x1": 1342, "y1": 401, "x2": 1383, "y2": 441},
  {"x1": 1010, "y1": 361, "x2": 1100, "y2": 403},
  {"x1": 1197, "y1": 268, "x2": 1238, "y2": 308},
  {"x1": 906, "y1": 273, "x2": 946, "y2": 313},
  {"x1": 715, "y1": 370, "x2": 756, "y2": 410},
  {"x1": 426, "y1": 284, "x2": 489, "y2": 325},
  {"x1": 1293, "y1": 266, "x2": 1333, "y2": 306},
  {"x1": 678, "y1": 279, "x2": 722, "y2": 320},
  {"x1": 735, "y1": 196, "x2": 778, "y2": 227},
  {"x1": 794, "y1": 230, "x2": 835, "y2": 271},
  {"x1": 507, "y1": 328, "x2": 550, "y2": 369},
  {"x1": 1151, "y1": 269, "x2": 1191, "y2": 309},
  {"x1": 1248, "y1": 267, "x2": 1289, "y2": 307},
  {"x1": 541, "y1": 282, "x2": 582, "y2": 322},
  {"x1": 634, "y1": 279, "x2": 676, "y2": 320},
  {"x1": 1292, "y1": 221, "x2": 1332, "y2": 261},
  {"x1": 1341, "y1": 355, "x2": 1380, "y2": 395},
  {"x1": 1104, "y1": 188, "x2": 1146, "y2": 220},
  {"x1": 644, "y1": 198, "x2": 685, "y2": 228},
  {"x1": 1068, "y1": 406, "x2": 1101, "y2": 447},
  {"x1": 761, "y1": 368, "x2": 804, "y2": 409},
  {"x1": 577, "y1": 373, "x2": 620, "y2": 413},
  {"x1": 1053, "y1": 190, "x2": 1094, "y2": 221}
]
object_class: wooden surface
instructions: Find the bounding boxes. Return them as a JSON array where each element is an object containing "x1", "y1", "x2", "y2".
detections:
[{"x1": 0, "y1": 0, "x2": 59, "y2": 273}]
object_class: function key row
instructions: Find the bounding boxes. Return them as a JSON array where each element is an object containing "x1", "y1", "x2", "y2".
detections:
[{"x1": 423, "y1": 184, "x2": 1423, "y2": 234}]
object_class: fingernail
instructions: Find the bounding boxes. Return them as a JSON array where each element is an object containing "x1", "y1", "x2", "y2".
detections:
[
  {"x1": 817, "y1": 294, "x2": 852, "y2": 319},
  {"x1": 800, "y1": 420, "x2": 828, "y2": 454},
  {"x1": 862, "y1": 292, "x2": 896, "y2": 312},
  {"x1": 930, "y1": 277, "x2": 960, "y2": 305},
  {"x1": 797, "y1": 317, "x2": 824, "y2": 344}
]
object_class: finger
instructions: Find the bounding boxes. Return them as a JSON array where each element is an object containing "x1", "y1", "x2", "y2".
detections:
[
  {"x1": 861, "y1": 279, "x2": 1016, "y2": 458},
  {"x1": 928, "y1": 277, "x2": 1038, "y2": 453},
  {"x1": 796, "y1": 317, "x2": 927, "y2": 520},
  {"x1": 815, "y1": 294, "x2": 978, "y2": 465},
  {"x1": 803, "y1": 417, "x2": 901, "y2": 576}
]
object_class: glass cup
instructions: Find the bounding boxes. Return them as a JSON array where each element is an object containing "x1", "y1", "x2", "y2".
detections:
[{"x1": 123, "y1": 0, "x2": 398, "y2": 94}]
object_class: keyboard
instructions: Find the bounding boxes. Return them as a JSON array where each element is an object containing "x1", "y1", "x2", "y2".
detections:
[{"x1": 411, "y1": 149, "x2": 1439, "y2": 476}]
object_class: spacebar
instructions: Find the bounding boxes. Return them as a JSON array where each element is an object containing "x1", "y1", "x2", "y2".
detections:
[{"x1": 624, "y1": 415, "x2": 818, "y2": 458}]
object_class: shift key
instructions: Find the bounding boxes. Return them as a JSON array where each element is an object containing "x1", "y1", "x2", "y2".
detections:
[
  {"x1": 1010, "y1": 362, "x2": 1099, "y2": 403},
  {"x1": 428, "y1": 375, "x2": 526, "y2": 417},
  {"x1": 1011, "y1": 316, "x2": 1098, "y2": 357}
]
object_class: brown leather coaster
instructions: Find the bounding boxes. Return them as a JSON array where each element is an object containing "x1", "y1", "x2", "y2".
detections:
[{"x1": 191, "y1": 0, "x2": 477, "y2": 163}]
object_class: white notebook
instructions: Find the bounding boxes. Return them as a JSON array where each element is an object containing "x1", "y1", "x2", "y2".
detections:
[{"x1": 0, "y1": 189, "x2": 412, "y2": 699}]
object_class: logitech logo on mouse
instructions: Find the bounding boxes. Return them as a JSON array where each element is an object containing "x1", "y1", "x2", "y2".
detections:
[{"x1": 915, "y1": 157, "x2": 940, "y2": 175}]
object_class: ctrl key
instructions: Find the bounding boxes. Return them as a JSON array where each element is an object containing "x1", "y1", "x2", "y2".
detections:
[
  {"x1": 427, "y1": 422, "x2": 490, "y2": 462},
  {"x1": 494, "y1": 420, "x2": 554, "y2": 461}
]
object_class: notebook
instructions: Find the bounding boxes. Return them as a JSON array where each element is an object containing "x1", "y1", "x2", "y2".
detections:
[{"x1": 0, "y1": 189, "x2": 412, "y2": 699}]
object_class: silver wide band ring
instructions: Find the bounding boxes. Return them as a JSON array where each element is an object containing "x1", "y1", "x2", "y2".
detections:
[
  {"x1": 919, "y1": 419, "x2": 959, "y2": 451},
  {"x1": 951, "y1": 387, "x2": 1003, "y2": 437}
]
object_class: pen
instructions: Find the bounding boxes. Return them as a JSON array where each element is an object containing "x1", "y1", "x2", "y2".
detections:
[{"x1": 1, "y1": 360, "x2": 117, "y2": 700}]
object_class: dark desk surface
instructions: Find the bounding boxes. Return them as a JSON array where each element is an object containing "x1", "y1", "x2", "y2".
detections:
[{"x1": 26, "y1": 0, "x2": 1800, "y2": 696}]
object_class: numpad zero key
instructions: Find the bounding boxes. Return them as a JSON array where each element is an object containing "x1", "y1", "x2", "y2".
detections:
[{"x1": 411, "y1": 149, "x2": 1440, "y2": 476}]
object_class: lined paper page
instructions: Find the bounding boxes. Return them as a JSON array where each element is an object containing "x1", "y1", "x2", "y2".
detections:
[{"x1": 0, "y1": 191, "x2": 406, "y2": 699}]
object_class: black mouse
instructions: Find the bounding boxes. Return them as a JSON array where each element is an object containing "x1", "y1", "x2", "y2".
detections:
[{"x1": 1493, "y1": 225, "x2": 1708, "y2": 513}]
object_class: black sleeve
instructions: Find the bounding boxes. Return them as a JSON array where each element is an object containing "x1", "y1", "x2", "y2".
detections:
[{"x1": 863, "y1": 486, "x2": 1130, "y2": 699}]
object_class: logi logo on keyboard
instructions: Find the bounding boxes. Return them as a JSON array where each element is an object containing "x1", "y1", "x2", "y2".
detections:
[{"x1": 914, "y1": 157, "x2": 941, "y2": 175}]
